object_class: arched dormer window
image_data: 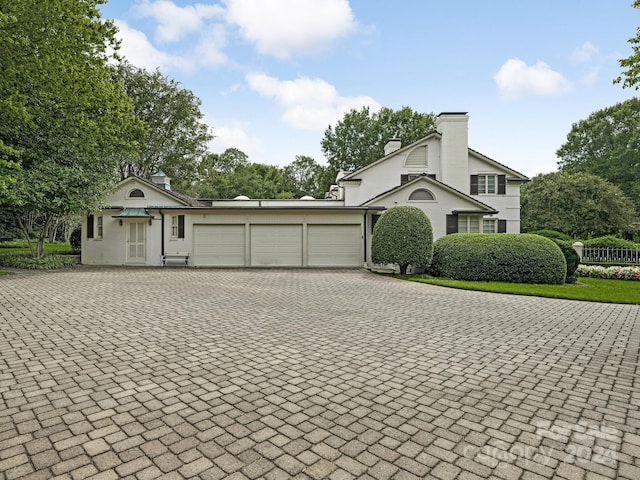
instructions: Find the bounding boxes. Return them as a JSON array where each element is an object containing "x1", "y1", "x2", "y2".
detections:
[
  {"x1": 129, "y1": 188, "x2": 145, "y2": 198},
  {"x1": 408, "y1": 188, "x2": 435, "y2": 201}
]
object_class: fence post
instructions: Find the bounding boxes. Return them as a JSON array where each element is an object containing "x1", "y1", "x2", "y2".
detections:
[{"x1": 572, "y1": 241, "x2": 584, "y2": 262}]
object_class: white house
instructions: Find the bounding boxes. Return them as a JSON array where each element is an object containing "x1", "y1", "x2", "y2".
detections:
[{"x1": 82, "y1": 112, "x2": 528, "y2": 268}]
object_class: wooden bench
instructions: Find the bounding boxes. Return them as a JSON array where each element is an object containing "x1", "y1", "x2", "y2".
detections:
[{"x1": 162, "y1": 251, "x2": 189, "y2": 266}]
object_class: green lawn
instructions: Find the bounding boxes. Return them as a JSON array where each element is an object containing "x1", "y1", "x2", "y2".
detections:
[
  {"x1": 0, "y1": 242, "x2": 71, "y2": 253},
  {"x1": 397, "y1": 276, "x2": 640, "y2": 304}
]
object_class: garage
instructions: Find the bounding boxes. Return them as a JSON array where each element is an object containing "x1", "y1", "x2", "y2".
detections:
[
  {"x1": 193, "y1": 224, "x2": 245, "y2": 266},
  {"x1": 250, "y1": 225, "x2": 302, "y2": 267},
  {"x1": 308, "y1": 224, "x2": 362, "y2": 267}
]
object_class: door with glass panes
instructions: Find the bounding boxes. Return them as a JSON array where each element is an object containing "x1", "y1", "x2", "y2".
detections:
[{"x1": 126, "y1": 222, "x2": 146, "y2": 263}]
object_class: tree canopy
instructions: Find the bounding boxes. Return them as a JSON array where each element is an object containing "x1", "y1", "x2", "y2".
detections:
[
  {"x1": 521, "y1": 172, "x2": 637, "y2": 238},
  {"x1": 113, "y1": 63, "x2": 213, "y2": 193},
  {"x1": 614, "y1": 0, "x2": 640, "y2": 89},
  {"x1": 556, "y1": 98, "x2": 640, "y2": 210},
  {"x1": 0, "y1": 0, "x2": 134, "y2": 256},
  {"x1": 321, "y1": 106, "x2": 435, "y2": 179}
]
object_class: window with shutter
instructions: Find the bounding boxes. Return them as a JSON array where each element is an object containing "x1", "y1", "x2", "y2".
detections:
[{"x1": 87, "y1": 215, "x2": 94, "y2": 238}]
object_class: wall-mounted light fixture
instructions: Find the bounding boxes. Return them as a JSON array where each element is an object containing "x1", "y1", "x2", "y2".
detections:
[{"x1": 119, "y1": 219, "x2": 123, "y2": 226}]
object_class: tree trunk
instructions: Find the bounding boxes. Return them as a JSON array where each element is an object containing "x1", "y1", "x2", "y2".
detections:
[{"x1": 399, "y1": 264, "x2": 408, "y2": 275}]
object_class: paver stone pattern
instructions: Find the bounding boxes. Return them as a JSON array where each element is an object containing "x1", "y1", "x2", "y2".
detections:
[{"x1": 0, "y1": 268, "x2": 639, "y2": 479}]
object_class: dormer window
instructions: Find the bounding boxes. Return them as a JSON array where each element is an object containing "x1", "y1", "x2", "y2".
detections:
[
  {"x1": 409, "y1": 189, "x2": 435, "y2": 201},
  {"x1": 129, "y1": 188, "x2": 145, "y2": 198}
]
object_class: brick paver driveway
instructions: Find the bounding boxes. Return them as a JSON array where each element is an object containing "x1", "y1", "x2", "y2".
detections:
[{"x1": 1, "y1": 268, "x2": 639, "y2": 480}]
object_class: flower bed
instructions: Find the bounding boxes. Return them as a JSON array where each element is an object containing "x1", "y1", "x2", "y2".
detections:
[{"x1": 577, "y1": 264, "x2": 640, "y2": 281}]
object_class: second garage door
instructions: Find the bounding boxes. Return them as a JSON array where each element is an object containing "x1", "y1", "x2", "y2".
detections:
[
  {"x1": 251, "y1": 225, "x2": 302, "y2": 267},
  {"x1": 308, "y1": 224, "x2": 361, "y2": 267},
  {"x1": 193, "y1": 224, "x2": 245, "y2": 266}
]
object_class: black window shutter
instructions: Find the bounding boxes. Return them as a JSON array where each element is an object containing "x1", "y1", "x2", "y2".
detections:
[
  {"x1": 470, "y1": 175, "x2": 478, "y2": 195},
  {"x1": 446, "y1": 214, "x2": 458, "y2": 234},
  {"x1": 87, "y1": 215, "x2": 94, "y2": 238},
  {"x1": 498, "y1": 175, "x2": 506, "y2": 195},
  {"x1": 400, "y1": 174, "x2": 409, "y2": 185},
  {"x1": 371, "y1": 214, "x2": 381, "y2": 231},
  {"x1": 178, "y1": 215, "x2": 185, "y2": 238},
  {"x1": 498, "y1": 219, "x2": 507, "y2": 233},
  {"x1": 427, "y1": 174, "x2": 436, "y2": 180}
]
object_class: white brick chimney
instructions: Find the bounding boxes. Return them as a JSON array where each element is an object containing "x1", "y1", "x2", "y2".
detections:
[{"x1": 436, "y1": 112, "x2": 469, "y2": 194}]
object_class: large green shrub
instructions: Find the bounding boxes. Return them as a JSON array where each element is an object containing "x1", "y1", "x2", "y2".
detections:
[
  {"x1": 582, "y1": 235, "x2": 639, "y2": 248},
  {"x1": 553, "y1": 240, "x2": 580, "y2": 283},
  {"x1": 428, "y1": 233, "x2": 566, "y2": 284},
  {"x1": 372, "y1": 206, "x2": 433, "y2": 274}
]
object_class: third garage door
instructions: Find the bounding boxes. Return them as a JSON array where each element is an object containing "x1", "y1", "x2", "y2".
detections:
[
  {"x1": 193, "y1": 224, "x2": 245, "y2": 266},
  {"x1": 308, "y1": 224, "x2": 361, "y2": 267}
]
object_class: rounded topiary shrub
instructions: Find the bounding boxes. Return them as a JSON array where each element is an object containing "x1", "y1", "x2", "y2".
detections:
[
  {"x1": 428, "y1": 233, "x2": 566, "y2": 284},
  {"x1": 553, "y1": 240, "x2": 580, "y2": 283},
  {"x1": 371, "y1": 206, "x2": 433, "y2": 274}
]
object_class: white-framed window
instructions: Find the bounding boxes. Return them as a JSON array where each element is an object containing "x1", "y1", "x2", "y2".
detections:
[
  {"x1": 478, "y1": 174, "x2": 497, "y2": 194},
  {"x1": 96, "y1": 215, "x2": 103, "y2": 239},
  {"x1": 483, "y1": 218, "x2": 497, "y2": 233},
  {"x1": 171, "y1": 215, "x2": 184, "y2": 239},
  {"x1": 408, "y1": 188, "x2": 435, "y2": 201},
  {"x1": 129, "y1": 188, "x2": 145, "y2": 198},
  {"x1": 458, "y1": 215, "x2": 480, "y2": 233}
]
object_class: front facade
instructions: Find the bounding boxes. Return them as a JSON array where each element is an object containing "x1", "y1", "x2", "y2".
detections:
[{"x1": 83, "y1": 112, "x2": 528, "y2": 268}]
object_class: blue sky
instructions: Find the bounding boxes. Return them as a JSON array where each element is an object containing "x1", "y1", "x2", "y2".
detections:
[{"x1": 99, "y1": 0, "x2": 639, "y2": 178}]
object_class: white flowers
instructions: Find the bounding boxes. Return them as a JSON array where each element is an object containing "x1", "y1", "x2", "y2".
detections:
[{"x1": 577, "y1": 265, "x2": 640, "y2": 281}]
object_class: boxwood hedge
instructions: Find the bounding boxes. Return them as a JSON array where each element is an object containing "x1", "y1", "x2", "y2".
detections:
[{"x1": 428, "y1": 233, "x2": 566, "y2": 284}]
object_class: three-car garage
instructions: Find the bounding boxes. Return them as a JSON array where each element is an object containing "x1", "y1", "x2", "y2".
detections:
[{"x1": 190, "y1": 210, "x2": 368, "y2": 268}]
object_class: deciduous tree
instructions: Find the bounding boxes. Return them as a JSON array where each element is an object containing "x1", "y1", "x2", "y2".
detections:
[
  {"x1": 556, "y1": 98, "x2": 640, "y2": 210},
  {"x1": 614, "y1": 0, "x2": 640, "y2": 89},
  {"x1": 113, "y1": 63, "x2": 213, "y2": 193},
  {"x1": 321, "y1": 106, "x2": 435, "y2": 187},
  {"x1": 521, "y1": 172, "x2": 637, "y2": 238},
  {"x1": 0, "y1": 0, "x2": 134, "y2": 257}
]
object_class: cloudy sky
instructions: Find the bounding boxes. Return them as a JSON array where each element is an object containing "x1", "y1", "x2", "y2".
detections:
[{"x1": 99, "y1": 0, "x2": 639, "y2": 177}]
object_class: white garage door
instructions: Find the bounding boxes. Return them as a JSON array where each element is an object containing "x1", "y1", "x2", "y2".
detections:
[
  {"x1": 193, "y1": 225, "x2": 245, "y2": 266},
  {"x1": 308, "y1": 224, "x2": 362, "y2": 267},
  {"x1": 251, "y1": 225, "x2": 302, "y2": 267}
]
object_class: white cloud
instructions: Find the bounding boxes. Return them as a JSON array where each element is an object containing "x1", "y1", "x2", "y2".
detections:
[
  {"x1": 246, "y1": 73, "x2": 380, "y2": 131},
  {"x1": 224, "y1": 0, "x2": 359, "y2": 58},
  {"x1": 494, "y1": 58, "x2": 573, "y2": 100},
  {"x1": 135, "y1": 0, "x2": 224, "y2": 43},
  {"x1": 571, "y1": 41, "x2": 599, "y2": 63},
  {"x1": 113, "y1": 19, "x2": 226, "y2": 72}
]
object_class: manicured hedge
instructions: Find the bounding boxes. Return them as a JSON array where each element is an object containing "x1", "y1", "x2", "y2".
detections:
[
  {"x1": 428, "y1": 233, "x2": 566, "y2": 284},
  {"x1": 552, "y1": 240, "x2": 580, "y2": 283},
  {"x1": 582, "y1": 235, "x2": 640, "y2": 248}
]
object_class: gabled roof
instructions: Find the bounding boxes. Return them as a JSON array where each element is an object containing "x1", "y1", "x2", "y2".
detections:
[
  {"x1": 342, "y1": 132, "x2": 439, "y2": 180},
  {"x1": 116, "y1": 176, "x2": 204, "y2": 207},
  {"x1": 468, "y1": 148, "x2": 528, "y2": 180},
  {"x1": 362, "y1": 174, "x2": 498, "y2": 214},
  {"x1": 342, "y1": 132, "x2": 529, "y2": 182}
]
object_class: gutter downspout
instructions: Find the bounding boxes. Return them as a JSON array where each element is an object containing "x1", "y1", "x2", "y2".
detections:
[{"x1": 160, "y1": 210, "x2": 165, "y2": 259}]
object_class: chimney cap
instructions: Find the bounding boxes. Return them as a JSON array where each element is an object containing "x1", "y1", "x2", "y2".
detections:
[{"x1": 437, "y1": 112, "x2": 468, "y2": 117}]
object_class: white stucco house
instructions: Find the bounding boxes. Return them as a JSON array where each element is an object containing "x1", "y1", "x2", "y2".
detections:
[{"x1": 82, "y1": 112, "x2": 528, "y2": 268}]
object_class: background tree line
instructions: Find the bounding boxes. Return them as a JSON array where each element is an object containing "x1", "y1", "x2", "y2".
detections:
[{"x1": 2, "y1": 0, "x2": 640, "y2": 251}]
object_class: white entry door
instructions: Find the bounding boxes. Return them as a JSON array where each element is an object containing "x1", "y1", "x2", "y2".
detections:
[{"x1": 127, "y1": 222, "x2": 146, "y2": 263}]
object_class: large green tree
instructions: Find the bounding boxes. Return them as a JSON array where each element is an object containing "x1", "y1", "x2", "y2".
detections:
[
  {"x1": 556, "y1": 98, "x2": 640, "y2": 210},
  {"x1": 113, "y1": 63, "x2": 213, "y2": 193},
  {"x1": 282, "y1": 155, "x2": 326, "y2": 198},
  {"x1": 321, "y1": 106, "x2": 435, "y2": 178},
  {"x1": 614, "y1": 1, "x2": 640, "y2": 89},
  {"x1": 521, "y1": 172, "x2": 637, "y2": 238},
  {"x1": 0, "y1": 0, "x2": 134, "y2": 257}
]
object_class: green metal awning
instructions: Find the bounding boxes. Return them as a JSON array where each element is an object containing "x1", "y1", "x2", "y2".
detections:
[{"x1": 112, "y1": 208, "x2": 153, "y2": 218}]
